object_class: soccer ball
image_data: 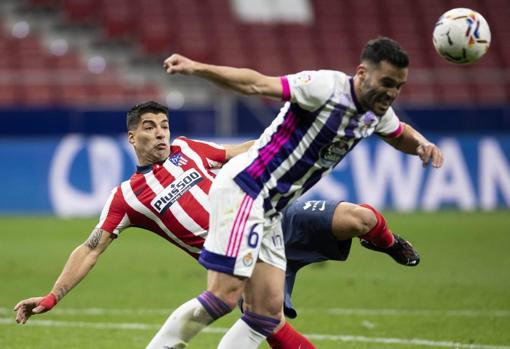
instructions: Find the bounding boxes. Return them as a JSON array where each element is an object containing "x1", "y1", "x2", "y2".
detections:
[{"x1": 432, "y1": 8, "x2": 491, "y2": 64}]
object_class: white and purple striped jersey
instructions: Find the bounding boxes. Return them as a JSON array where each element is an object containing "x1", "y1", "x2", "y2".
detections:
[
  {"x1": 95, "y1": 137, "x2": 226, "y2": 259},
  {"x1": 233, "y1": 70, "x2": 404, "y2": 213}
]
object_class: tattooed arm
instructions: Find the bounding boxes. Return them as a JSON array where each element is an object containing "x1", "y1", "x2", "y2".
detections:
[{"x1": 14, "y1": 229, "x2": 114, "y2": 324}]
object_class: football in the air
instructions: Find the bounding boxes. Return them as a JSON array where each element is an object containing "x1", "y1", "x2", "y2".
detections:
[{"x1": 432, "y1": 8, "x2": 491, "y2": 65}]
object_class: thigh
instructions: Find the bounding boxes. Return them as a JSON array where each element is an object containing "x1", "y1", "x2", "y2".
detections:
[
  {"x1": 207, "y1": 269, "x2": 247, "y2": 309},
  {"x1": 282, "y1": 199, "x2": 352, "y2": 263},
  {"x1": 244, "y1": 261, "x2": 286, "y2": 318},
  {"x1": 258, "y1": 213, "x2": 286, "y2": 273}
]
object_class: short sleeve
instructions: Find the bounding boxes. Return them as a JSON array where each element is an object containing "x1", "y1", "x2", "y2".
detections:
[
  {"x1": 173, "y1": 137, "x2": 227, "y2": 169},
  {"x1": 95, "y1": 186, "x2": 130, "y2": 236},
  {"x1": 281, "y1": 70, "x2": 336, "y2": 112},
  {"x1": 375, "y1": 107, "x2": 404, "y2": 138}
]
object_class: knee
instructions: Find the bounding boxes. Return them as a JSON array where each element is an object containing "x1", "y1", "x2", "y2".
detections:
[
  {"x1": 246, "y1": 293, "x2": 283, "y2": 319},
  {"x1": 263, "y1": 295, "x2": 284, "y2": 318},
  {"x1": 209, "y1": 285, "x2": 244, "y2": 310},
  {"x1": 352, "y1": 205, "x2": 377, "y2": 236}
]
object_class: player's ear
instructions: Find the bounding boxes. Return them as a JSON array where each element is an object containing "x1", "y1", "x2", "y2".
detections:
[
  {"x1": 128, "y1": 130, "x2": 135, "y2": 145},
  {"x1": 356, "y1": 63, "x2": 368, "y2": 81}
]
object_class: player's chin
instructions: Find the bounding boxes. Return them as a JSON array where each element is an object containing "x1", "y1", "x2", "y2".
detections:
[
  {"x1": 372, "y1": 107, "x2": 387, "y2": 116},
  {"x1": 153, "y1": 149, "x2": 169, "y2": 160},
  {"x1": 373, "y1": 102, "x2": 390, "y2": 116}
]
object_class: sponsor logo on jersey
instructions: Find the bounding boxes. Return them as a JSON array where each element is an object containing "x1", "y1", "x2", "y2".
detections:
[
  {"x1": 151, "y1": 169, "x2": 203, "y2": 214},
  {"x1": 319, "y1": 140, "x2": 349, "y2": 167},
  {"x1": 168, "y1": 152, "x2": 188, "y2": 166}
]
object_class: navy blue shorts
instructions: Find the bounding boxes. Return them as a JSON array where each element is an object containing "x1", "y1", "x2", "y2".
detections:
[{"x1": 281, "y1": 199, "x2": 352, "y2": 318}]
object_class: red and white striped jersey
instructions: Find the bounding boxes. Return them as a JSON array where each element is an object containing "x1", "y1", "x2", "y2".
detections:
[{"x1": 95, "y1": 137, "x2": 226, "y2": 259}]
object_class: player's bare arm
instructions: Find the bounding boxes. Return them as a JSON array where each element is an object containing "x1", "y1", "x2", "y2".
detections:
[
  {"x1": 224, "y1": 140, "x2": 255, "y2": 161},
  {"x1": 382, "y1": 123, "x2": 444, "y2": 168},
  {"x1": 163, "y1": 53, "x2": 283, "y2": 99},
  {"x1": 13, "y1": 229, "x2": 114, "y2": 324}
]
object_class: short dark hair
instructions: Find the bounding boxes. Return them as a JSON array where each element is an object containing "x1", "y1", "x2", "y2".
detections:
[
  {"x1": 360, "y1": 37, "x2": 409, "y2": 68},
  {"x1": 126, "y1": 101, "x2": 169, "y2": 130}
]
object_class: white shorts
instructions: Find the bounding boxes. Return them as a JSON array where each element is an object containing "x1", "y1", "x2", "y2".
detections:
[{"x1": 198, "y1": 156, "x2": 286, "y2": 278}]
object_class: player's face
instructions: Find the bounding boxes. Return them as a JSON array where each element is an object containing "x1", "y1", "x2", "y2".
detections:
[
  {"x1": 357, "y1": 60, "x2": 408, "y2": 116},
  {"x1": 128, "y1": 112, "x2": 170, "y2": 165}
]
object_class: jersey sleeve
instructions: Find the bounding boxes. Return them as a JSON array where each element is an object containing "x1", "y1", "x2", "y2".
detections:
[
  {"x1": 174, "y1": 137, "x2": 227, "y2": 169},
  {"x1": 375, "y1": 107, "x2": 404, "y2": 138},
  {"x1": 281, "y1": 70, "x2": 336, "y2": 111},
  {"x1": 95, "y1": 186, "x2": 131, "y2": 236}
]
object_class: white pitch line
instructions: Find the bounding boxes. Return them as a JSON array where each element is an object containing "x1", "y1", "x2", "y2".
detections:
[
  {"x1": 325, "y1": 308, "x2": 510, "y2": 317},
  {"x1": 2, "y1": 307, "x2": 510, "y2": 317},
  {"x1": 1, "y1": 317, "x2": 509, "y2": 349},
  {"x1": 0, "y1": 307, "x2": 172, "y2": 316}
]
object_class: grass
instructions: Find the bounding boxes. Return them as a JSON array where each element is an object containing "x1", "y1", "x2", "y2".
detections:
[{"x1": 1, "y1": 211, "x2": 509, "y2": 348}]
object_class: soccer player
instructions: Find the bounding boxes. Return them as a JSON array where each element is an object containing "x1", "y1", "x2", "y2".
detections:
[
  {"x1": 14, "y1": 101, "x2": 420, "y2": 349},
  {"x1": 161, "y1": 36, "x2": 443, "y2": 348}
]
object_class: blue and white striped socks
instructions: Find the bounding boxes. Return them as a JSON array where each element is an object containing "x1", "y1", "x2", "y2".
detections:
[
  {"x1": 218, "y1": 310, "x2": 280, "y2": 349},
  {"x1": 146, "y1": 291, "x2": 232, "y2": 349}
]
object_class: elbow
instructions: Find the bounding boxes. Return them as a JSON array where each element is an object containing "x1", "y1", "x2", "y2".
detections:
[{"x1": 241, "y1": 84, "x2": 263, "y2": 96}]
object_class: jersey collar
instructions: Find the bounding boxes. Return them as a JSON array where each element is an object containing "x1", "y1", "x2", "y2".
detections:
[{"x1": 136, "y1": 160, "x2": 166, "y2": 174}]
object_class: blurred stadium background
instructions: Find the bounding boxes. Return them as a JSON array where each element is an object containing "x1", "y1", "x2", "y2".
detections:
[
  {"x1": 0, "y1": 0, "x2": 509, "y2": 215},
  {"x1": 1, "y1": 0, "x2": 509, "y2": 348}
]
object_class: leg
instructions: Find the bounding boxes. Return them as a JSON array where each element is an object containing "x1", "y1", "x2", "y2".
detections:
[
  {"x1": 218, "y1": 261, "x2": 284, "y2": 349},
  {"x1": 330, "y1": 202, "x2": 377, "y2": 240},
  {"x1": 331, "y1": 202, "x2": 420, "y2": 266},
  {"x1": 145, "y1": 271, "x2": 239, "y2": 349},
  {"x1": 245, "y1": 263, "x2": 315, "y2": 349},
  {"x1": 147, "y1": 159, "x2": 257, "y2": 348}
]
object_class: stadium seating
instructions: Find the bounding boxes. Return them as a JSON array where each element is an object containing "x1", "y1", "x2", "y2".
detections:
[{"x1": 0, "y1": 0, "x2": 507, "y2": 106}]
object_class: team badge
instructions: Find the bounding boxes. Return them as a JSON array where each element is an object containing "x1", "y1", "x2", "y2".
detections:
[
  {"x1": 168, "y1": 153, "x2": 188, "y2": 166},
  {"x1": 242, "y1": 252, "x2": 254, "y2": 267}
]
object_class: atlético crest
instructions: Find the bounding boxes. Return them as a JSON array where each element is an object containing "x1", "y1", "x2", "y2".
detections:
[{"x1": 168, "y1": 153, "x2": 188, "y2": 166}]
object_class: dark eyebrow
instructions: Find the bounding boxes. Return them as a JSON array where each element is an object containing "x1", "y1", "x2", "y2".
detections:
[
  {"x1": 381, "y1": 77, "x2": 406, "y2": 87},
  {"x1": 141, "y1": 120, "x2": 157, "y2": 126},
  {"x1": 381, "y1": 77, "x2": 397, "y2": 83}
]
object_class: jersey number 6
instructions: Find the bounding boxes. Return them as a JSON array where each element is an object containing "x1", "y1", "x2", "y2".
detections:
[{"x1": 247, "y1": 224, "x2": 259, "y2": 248}]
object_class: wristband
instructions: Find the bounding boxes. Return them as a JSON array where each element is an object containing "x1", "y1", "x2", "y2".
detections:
[{"x1": 39, "y1": 293, "x2": 58, "y2": 310}]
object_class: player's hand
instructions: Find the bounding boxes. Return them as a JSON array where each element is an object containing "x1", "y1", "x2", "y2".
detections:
[
  {"x1": 14, "y1": 293, "x2": 58, "y2": 324},
  {"x1": 163, "y1": 54, "x2": 198, "y2": 75},
  {"x1": 417, "y1": 143, "x2": 443, "y2": 168}
]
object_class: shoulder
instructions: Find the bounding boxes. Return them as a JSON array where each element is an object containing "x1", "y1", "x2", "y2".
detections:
[
  {"x1": 170, "y1": 136, "x2": 190, "y2": 147},
  {"x1": 171, "y1": 136, "x2": 223, "y2": 150},
  {"x1": 286, "y1": 70, "x2": 341, "y2": 89},
  {"x1": 376, "y1": 107, "x2": 403, "y2": 136},
  {"x1": 285, "y1": 70, "x2": 344, "y2": 110}
]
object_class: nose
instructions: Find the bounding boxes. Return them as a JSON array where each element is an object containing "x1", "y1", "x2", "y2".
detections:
[{"x1": 155, "y1": 126, "x2": 166, "y2": 139}]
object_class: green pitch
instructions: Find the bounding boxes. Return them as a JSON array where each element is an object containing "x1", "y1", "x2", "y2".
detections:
[{"x1": 1, "y1": 211, "x2": 509, "y2": 349}]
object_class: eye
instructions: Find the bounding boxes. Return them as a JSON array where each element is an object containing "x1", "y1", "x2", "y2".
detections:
[{"x1": 381, "y1": 80, "x2": 396, "y2": 88}]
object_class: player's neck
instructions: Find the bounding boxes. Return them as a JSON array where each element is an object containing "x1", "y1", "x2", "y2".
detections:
[{"x1": 352, "y1": 76, "x2": 368, "y2": 113}]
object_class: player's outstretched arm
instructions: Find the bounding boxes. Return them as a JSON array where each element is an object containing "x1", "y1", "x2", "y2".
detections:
[
  {"x1": 224, "y1": 140, "x2": 255, "y2": 161},
  {"x1": 382, "y1": 123, "x2": 444, "y2": 168},
  {"x1": 163, "y1": 54, "x2": 283, "y2": 99},
  {"x1": 13, "y1": 229, "x2": 114, "y2": 324}
]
